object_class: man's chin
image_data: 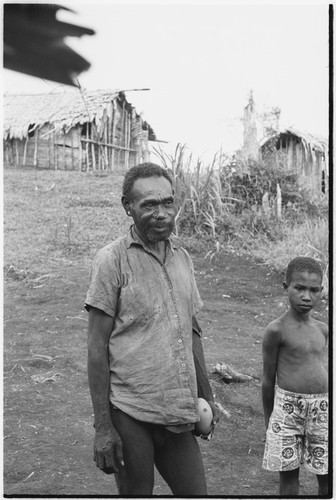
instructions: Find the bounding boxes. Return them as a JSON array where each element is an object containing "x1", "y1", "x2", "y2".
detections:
[{"x1": 149, "y1": 227, "x2": 173, "y2": 241}]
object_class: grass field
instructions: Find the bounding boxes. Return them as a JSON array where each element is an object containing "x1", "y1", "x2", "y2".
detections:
[{"x1": 3, "y1": 166, "x2": 329, "y2": 496}]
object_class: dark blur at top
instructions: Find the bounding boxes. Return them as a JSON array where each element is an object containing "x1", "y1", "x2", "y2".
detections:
[{"x1": 3, "y1": 3, "x2": 95, "y2": 86}]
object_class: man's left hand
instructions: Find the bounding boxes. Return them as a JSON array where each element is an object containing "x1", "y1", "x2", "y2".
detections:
[
  {"x1": 197, "y1": 400, "x2": 220, "y2": 440},
  {"x1": 208, "y1": 400, "x2": 220, "y2": 428}
]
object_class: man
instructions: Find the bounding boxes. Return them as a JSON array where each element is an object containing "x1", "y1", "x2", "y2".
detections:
[{"x1": 85, "y1": 162, "x2": 219, "y2": 495}]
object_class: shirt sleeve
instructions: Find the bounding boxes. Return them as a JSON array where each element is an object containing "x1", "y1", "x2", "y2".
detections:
[
  {"x1": 182, "y1": 248, "x2": 204, "y2": 317},
  {"x1": 84, "y1": 246, "x2": 120, "y2": 318}
]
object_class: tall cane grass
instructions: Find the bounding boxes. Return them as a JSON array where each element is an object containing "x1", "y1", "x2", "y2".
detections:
[
  {"x1": 152, "y1": 144, "x2": 237, "y2": 238},
  {"x1": 247, "y1": 216, "x2": 329, "y2": 295}
]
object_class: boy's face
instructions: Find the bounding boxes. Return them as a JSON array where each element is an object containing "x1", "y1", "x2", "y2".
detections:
[{"x1": 284, "y1": 270, "x2": 323, "y2": 314}]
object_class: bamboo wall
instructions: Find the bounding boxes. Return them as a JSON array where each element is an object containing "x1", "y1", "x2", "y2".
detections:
[
  {"x1": 262, "y1": 134, "x2": 328, "y2": 197},
  {"x1": 78, "y1": 97, "x2": 149, "y2": 172},
  {"x1": 3, "y1": 128, "x2": 80, "y2": 170},
  {"x1": 3, "y1": 96, "x2": 150, "y2": 171},
  {"x1": 276, "y1": 136, "x2": 327, "y2": 196}
]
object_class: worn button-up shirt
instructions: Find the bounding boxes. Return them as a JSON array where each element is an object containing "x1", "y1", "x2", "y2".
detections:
[{"x1": 85, "y1": 226, "x2": 203, "y2": 426}]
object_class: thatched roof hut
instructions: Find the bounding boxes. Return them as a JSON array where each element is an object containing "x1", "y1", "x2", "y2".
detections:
[
  {"x1": 3, "y1": 89, "x2": 156, "y2": 171},
  {"x1": 260, "y1": 128, "x2": 328, "y2": 196}
]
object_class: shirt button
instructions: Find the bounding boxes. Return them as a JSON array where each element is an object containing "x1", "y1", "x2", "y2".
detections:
[
  {"x1": 178, "y1": 339, "x2": 182, "y2": 344},
  {"x1": 174, "y1": 314, "x2": 178, "y2": 318},
  {"x1": 182, "y1": 363, "x2": 186, "y2": 367}
]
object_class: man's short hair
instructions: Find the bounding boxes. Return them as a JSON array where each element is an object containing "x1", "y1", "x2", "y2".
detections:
[
  {"x1": 285, "y1": 256, "x2": 323, "y2": 284},
  {"x1": 122, "y1": 163, "x2": 173, "y2": 200}
]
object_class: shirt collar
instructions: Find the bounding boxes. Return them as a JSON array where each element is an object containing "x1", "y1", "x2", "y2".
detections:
[{"x1": 126, "y1": 225, "x2": 179, "y2": 252}]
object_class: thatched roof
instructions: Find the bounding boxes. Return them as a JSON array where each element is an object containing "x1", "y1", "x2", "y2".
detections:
[
  {"x1": 3, "y1": 89, "x2": 155, "y2": 140},
  {"x1": 260, "y1": 127, "x2": 328, "y2": 156}
]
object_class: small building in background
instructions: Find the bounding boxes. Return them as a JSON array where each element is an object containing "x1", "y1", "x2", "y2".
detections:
[
  {"x1": 3, "y1": 89, "x2": 156, "y2": 171},
  {"x1": 235, "y1": 93, "x2": 328, "y2": 197},
  {"x1": 260, "y1": 128, "x2": 328, "y2": 196}
]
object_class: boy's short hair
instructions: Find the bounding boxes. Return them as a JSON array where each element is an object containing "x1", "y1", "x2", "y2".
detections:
[
  {"x1": 122, "y1": 163, "x2": 173, "y2": 200},
  {"x1": 285, "y1": 256, "x2": 323, "y2": 284}
]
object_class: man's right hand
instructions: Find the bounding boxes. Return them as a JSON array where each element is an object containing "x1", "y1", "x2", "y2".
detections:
[{"x1": 93, "y1": 428, "x2": 124, "y2": 474}]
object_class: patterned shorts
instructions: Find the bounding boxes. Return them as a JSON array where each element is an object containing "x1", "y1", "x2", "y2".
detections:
[{"x1": 262, "y1": 385, "x2": 328, "y2": 474}]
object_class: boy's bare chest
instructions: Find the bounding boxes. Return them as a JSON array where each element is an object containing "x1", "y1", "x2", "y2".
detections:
[{"x1": 282, "y1": 323, "x2": 325, "y2": 357}]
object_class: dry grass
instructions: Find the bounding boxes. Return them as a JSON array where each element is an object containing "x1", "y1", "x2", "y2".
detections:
[
  {"x1": 4, "y1": 167, "x2": 128, "y2": 274},
  {"x1": 236, "y1": 218, "x2": 329, "y2": 295}
]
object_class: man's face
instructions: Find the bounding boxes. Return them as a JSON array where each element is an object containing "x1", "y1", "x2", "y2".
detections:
[
  {"x1": 285, "y1": 270, "x2": 323, "y2": 314},
  {"x1": 126, "y1": 175, "x2": 176, "y2": 245}
]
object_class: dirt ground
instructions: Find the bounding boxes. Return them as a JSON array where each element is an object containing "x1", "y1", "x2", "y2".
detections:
[
  {"x1": 3, "y1": 169, "x2": 329, "y2": 497},
  {"x1": 4, "y1": 251, "x2": 329, "y2": 497}
]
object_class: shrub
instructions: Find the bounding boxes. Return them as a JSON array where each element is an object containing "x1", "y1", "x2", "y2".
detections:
[
  {"x1": 153, "y1": 143, "x2": 329, "y2": 296},
  {"x1": 219, "y1": 151, "x2": 308, "y2": 215}
]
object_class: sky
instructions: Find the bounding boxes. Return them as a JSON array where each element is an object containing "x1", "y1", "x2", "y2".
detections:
[{"x1": 2, "y1": 1, "x2": 330, "y2": 162}]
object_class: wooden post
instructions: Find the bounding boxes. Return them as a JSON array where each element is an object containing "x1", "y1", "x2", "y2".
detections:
[
  {"x1": 91, "y1": 142, "x2": 95, "y2": 170},
  {"x1": 108, "y1": 104, "x2": 112, "y2": 169},
  {"x1": 71, "y1": 133, "x2": 74, "y2": 170},
  {"x1": 4, "y1": 143, "x2": 8, "y2": 165},
  {"x1": 79, "y1": 131, "x2": 82, "y2": 171},
  {"x1": 63, "y1": 132, "x2": 66, "y2": 170},
  {"x1": 124, "y1": 109, "x2": 128, "y2": 169},
  {"x1": 98, "y1": 140, "x2": 101, "y2": 170},
  {"x1": 54, "y1": 134, "x2": 58, "y2": 170},
  {"x1": 106, "y1": 109, "x2": 110, "y2": 169},
  {"x1": 125, "y1": 111, "x2": 130, "y2": 170},
  {"x1": 111, "y1": 102, "x2": 115, "y2": 170},
  {"x1": 33, "y1": 130, "x2": 38, "y2": 167},
  {"x1": 80, "y1": 138, "x2": 136, "y2": 152},
  {"x1": 15, "y1": 141, "x2": 19, "y2": 165},
  {"x1": 86, "y1": 124, "x2": 89, "y2": 171},
  {"x1": 47, "y1": 133, "x2": 51, "y2": 169},
  {"x1": 296, "y1": 143, "x2": 302, "y2": 176},
  {"x1": 287, "y1": 138, "x2": 293, "y2": 171},
  {"x1": 121, "y1": 100, "x2": 125, "y2": 169},
  {"x1": 91, "y1": 124, "x2": 96, "y2": 170},
  {"x1": 102, "y1": 113, "x2": 106, "y2": 170},
  {"x1": 23, "y1": 137, "x2": 28, "y2": 166}
]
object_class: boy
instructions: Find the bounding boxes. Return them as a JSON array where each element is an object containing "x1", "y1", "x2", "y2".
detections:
[{"x1": 262, "y1": 256, "x2": 329, "y2": 496}]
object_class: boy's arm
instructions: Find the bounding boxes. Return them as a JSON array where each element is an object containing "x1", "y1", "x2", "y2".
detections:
[
  {"x1": 321, "y1": 322, "x2": 329, "y2": 371},
  {"x1": 88, "y1": 307, "x2": 123, "y2": 473},
  {"x1": 262, "y1": 324, "x2": 281, "y2": 429}
]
